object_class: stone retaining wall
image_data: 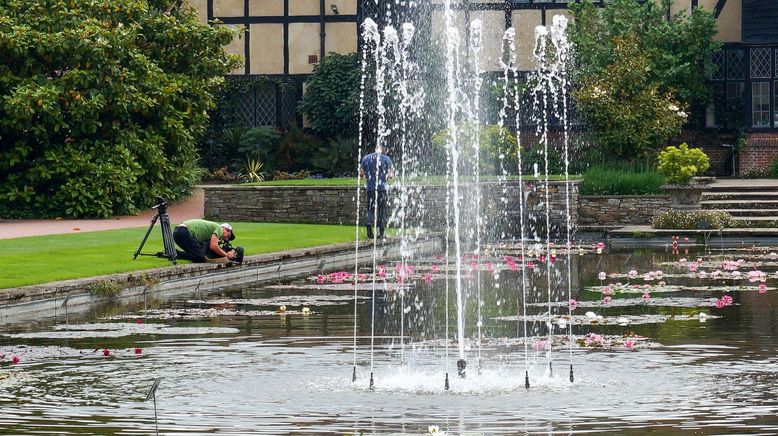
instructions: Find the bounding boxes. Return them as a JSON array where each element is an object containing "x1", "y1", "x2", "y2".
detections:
[
  {"x1": 578, "y1": 195, "x2": 671, "y2": 226},
  {"x1": 204, "y1": 181, "x2": 581, "y2": 237}
]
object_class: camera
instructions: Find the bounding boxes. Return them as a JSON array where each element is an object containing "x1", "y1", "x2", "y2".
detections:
[
  {"x1": 151, "y1": 196, "x2": 168, "y2": 214},
  {"x1": 220, "y1": 240, "x2": 244, "y2": 265}
]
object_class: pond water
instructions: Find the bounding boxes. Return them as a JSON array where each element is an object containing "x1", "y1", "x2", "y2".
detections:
[{"x1": 2, "y1": 245, "x2": 778, "y2": 434}]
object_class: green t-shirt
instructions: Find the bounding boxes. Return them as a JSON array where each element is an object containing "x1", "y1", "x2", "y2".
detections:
[{"x1": 182, "y1": 219, "x2": 221, "y2": 243}]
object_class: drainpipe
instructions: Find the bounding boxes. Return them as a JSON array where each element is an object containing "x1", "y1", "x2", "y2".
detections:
[{"x1": 319, "y1": 0, "x2": 325, "y2": 61}]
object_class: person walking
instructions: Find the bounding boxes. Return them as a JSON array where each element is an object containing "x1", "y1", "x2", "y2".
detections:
[{"x1": 359, "y1": 145, "x2": 394, "y2": 240}]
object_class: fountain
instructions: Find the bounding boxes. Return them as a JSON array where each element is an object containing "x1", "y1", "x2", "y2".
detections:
[{"x1": 352, "y1": 7, "x2": 578, "y2": 390}]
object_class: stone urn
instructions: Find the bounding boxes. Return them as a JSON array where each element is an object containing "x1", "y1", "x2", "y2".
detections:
[{"x1": 661, "y1": 178, "x2": 712, "y2": 211}]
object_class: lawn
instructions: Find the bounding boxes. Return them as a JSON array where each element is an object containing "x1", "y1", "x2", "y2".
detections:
[
  {"x1": 0, "y1": 223, "x2": 359, "y2": 289},
  {"x1": 245, "y1": 174, "x2": 581, "y2": 187}
]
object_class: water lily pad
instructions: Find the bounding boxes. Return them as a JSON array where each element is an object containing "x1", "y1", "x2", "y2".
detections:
[{"x1": 3, "y1": 323, "x2": 239, "y2": 339}]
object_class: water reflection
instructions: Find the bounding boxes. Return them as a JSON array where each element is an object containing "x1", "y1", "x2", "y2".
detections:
[{"x1": 1, "y1": 247, "x2": 778, "y2": 434}]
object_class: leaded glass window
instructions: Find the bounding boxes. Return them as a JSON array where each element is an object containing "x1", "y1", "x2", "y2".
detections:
[
  {"x1": 751, "y1": 47, "x2": 771, "y2": 79},
  {"x1": 727, "y1": 50, "x2": 745, "y2": 80}
]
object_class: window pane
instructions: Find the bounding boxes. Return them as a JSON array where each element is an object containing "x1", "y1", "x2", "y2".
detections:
[
  {"x1": 751, "y1": 47, "x2": 771, "y2": 79},
  {"x1": 727, "y1": 49, "x2": 745, "y2": 80},
  {"x1": 752, "y1": 82, "x2": 770, "y2": 128},
  {"x1": 775, "y1": 80, "x2": 778, "y2": 126}
]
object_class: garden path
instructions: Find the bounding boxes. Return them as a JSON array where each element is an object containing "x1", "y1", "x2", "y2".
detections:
[{"x1": 0, "y1": 188, "x2": 204, "y2": 240}]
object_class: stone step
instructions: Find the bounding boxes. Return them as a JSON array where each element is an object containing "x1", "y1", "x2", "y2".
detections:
[
  {"x1": 701, "y1": 199, "x2": 778, "y2": 209},
  {"x1": 704, "y1": 181, "x2": 778, "y2": 192},
  {"x1": 702, "y1": 191, "x2": 778, "y2": 201},
  {"x1": 709, "y1": 209, "x2": 778, "y2": 217}
]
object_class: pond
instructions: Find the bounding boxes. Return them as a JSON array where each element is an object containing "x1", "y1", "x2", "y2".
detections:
[{"x1": 2, "y1": 244, "x2": 778, "y2": 434}]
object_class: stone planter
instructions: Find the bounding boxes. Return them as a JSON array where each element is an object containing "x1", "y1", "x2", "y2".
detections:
[{"x1": 661, "y1": 184, "x2": 705, "y2": 211}]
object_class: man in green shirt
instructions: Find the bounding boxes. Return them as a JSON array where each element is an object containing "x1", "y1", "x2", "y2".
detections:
[{"x1": 173, "y1": 219, "x2": 237, "y2": 264}]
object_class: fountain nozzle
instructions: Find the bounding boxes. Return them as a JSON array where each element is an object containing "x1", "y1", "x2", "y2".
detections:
[
  {"x1": 352, "y1": 366, "x2": 356, "y2": 382},
  {"x1": 369, "y1": 372, "x2": 374, "y2": 390},
  {"x1": 457, "y1": 359, "x2": 466, "y2": 378},
  {"x1": 444, "y1": 373, "x2": 450, "y2": 390},
  {"x1": 525, "y1": 370, "x2": 530, "y2": 389},
  {"x1": 569, "y1": 364, "x2": 574, "y2": 383}
]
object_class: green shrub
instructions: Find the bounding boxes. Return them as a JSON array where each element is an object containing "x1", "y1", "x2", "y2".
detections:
[
  {"x1": 431, "y1": 124, "x2": 518, "y2": 175},
  {"x1": 657, "y1": 143, "x2": 710, "y2": 185},
  {"x1": 0, "y1": 0, "x2": 241, "y2": 218},
  {"x1": 273, "y1": 124, "x2": 320, "y2": 172},
  {"x1": 770, "y1": 155, "x2": 778, "y2": 178},
  {"x1": 652, "y1": 210, "x2": 732, "y2": 230},
  {"x1": 580, "y1": 165, "x2": 666, "y2": 195},
  {"x1": 311, "y1": 135, "x2": 358, "y2": 177}
]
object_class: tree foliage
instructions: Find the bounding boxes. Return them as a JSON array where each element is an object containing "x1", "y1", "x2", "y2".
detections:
[
  {"x1": 569, "y1": 0, "x2": 720, "y2": 162},
  {"x1": 0, "y1": 0, "x2": 241, "y2": 218},
  {"x1": 298, "y1": 52, "x2": 362, "y2": 140}
]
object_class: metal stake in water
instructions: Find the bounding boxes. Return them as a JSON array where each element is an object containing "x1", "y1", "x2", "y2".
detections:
[{"x1": 145, "y1": 377, "x2": 162, "y2": 436}]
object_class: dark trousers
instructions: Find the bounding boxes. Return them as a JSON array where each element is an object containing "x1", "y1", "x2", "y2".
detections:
[
  {"x1": 365, "y1": 190, "x2": 387, "y2": 237},
  {"x1": 173, "y1": 226, "x2": 209, "y2": 263}
]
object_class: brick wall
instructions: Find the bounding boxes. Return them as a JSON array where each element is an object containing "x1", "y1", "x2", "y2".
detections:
[
  {"x1": 671, "y1": 130, "x2": 736, "y2": 176},
  {"x1": 739, "y1": 133, "x2": 778, "y2": 175},
  {"x1": 578, "y1": 196, "x2": 672, "y2": 226},
  {"x1": 204, "y1": 181, "x2": 581, "y2": 238}
]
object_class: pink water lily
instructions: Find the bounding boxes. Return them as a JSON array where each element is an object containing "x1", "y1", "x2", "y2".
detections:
[
  {"x1": 603, "y1": 296, "x2": 612, "y2": 305},
  {"x1": 628, "y1": 269, "x2": 638, "y2": 279},
  {"x1": 431, "y1": 264, "x2": 439, "y2": 273},
  {"x1": 12, "y1": 356, "x2": 19, "y2": 364},
  {"x1": 642, "y1": 292, "x2": 650, "y2": 300},
  {"x1": 759, "y1": 283, "x2": 768, "y2": 294},
  {"x1": 423, "y1": 273, "x2": 433, "y2": 285},
  {"x1": 598, "y1": 271, "x2": 607, "y2": 281},
  {"x1": 569, "y1": 299, "x2": 578, "y2": 310},
  {"x1": 533, "y1": 339, "x2": 547, "y2": 351},
  {"x1": 624, "y1": 339, "x2": 636, "y2": 351}
]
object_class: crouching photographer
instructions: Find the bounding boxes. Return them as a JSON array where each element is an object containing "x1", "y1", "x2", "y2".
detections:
[{"x1": 173, "y1": 219, "x2": 244, "y2": 265}]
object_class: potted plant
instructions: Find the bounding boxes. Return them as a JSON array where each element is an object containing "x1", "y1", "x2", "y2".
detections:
[{"x1": 657, "y1": 143, "x2": 711, "y2": 210}]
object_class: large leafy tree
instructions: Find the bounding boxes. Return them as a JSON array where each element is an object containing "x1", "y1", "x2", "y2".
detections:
[
  {"x1": 569, "y1": 0, "x2": 719, "y2": 162},
  {"x1": 0, "y1": 0, "x2": 240, "y2": 218},
  {"x1": 298, "y1": 52, "x2": 362, "y2": 140}
]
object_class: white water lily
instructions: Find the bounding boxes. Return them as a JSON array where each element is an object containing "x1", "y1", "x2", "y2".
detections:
[{"x1": 585, "y1": 311, "x2": 597, "y2": 319}]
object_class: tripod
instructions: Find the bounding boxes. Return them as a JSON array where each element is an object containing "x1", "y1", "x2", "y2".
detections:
[{"x1": 133, "y1": 197, "x2": 177, "y2": 265}]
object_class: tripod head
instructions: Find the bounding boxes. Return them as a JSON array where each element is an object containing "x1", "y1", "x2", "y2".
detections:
[{"x1": 151, "y1": 196, "x2": 168, "y2": 215}]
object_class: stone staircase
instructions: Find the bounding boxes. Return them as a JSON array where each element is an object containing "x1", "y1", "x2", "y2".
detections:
[{"x1": 700, "y1": 180, "x2": 778, "y2": 228}]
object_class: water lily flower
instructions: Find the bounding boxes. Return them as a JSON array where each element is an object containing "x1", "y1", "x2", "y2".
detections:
[
  {"x1": 759, "y1": 283, "x2": 767, "y2": 294},
  {"x1": 596, "y1": 242, "x2": 605, "y2": 250},
  {"x1": 642, "y1": 292, "x2": 650, "y2": 300},
  {"x1": 699, "y1": 312, "x2": 708, "y2": 322},
  {"x1": 655, "y1": 271, "x2": 664, "y2": 279},
  {"x1": 524, "y1": 261, "x2": 533, "y2": 270},
  {"x1": 569, "y1": 299, "x2": 578, "y2": 310},
  {"x1": 603, "y1": 296, "x2": 612, "y2": 304},
  {"x1": 617, "y1": 316, "x2": 629, "y2": 325},
  {"x1": 278, "y1": 305, "x2": 287, "y2": 313},
  {"x1": 103, "y1": 349, "x2": 111, "y2": 357},
  {"x1": 598, "y1": 271, "x2": 607, "y2": 281},
  {"x1": 585, "y1": 311, "x2": 597, "y2": 319},
  {"x1": 602, "y1": 285, "x2": 613, "y2": 296},
  {"x1": 316, "y1": 275, "x2": 325, "y2": 284},
  {"x1": 678, "y1": 258, "x2": 687, "y2": 265},
  {"x1": 302, "y1": 307, "x2": 311, "y2": 315},
  {"x1": 134, "y1": 347, "x2": 142, "y2": 355},
  {"x1": 688, "y1": 262, "x2": 699, "y2": 272},
  {"x1": 624, "y1": 339, "x2": 636, "y2": 351},
  {"x1": 423, "y1": 273, "x2": 433, "y2": 285},
  {"x1": 428, "y1": 425, "x2": 441, "y2": 434},
  {"x1": 715, "y1": 299, "x2": 725, "y2": 309},
  {"x1": 628, "y1": 269, "x2": 638, "y2": 279},
  {"x1": 534, "y1": 339, "x2": 547, "y2": 351},
  {"x1": 770, "y1": 252, "x2": 777, "y2": 260},
  {"x1": 431, "y1": 264, "x2": 439, "y2": 273},
  {"x1": 12, "y1": 356, "x2": 19, "y2": 364},
  {"x1": 137, "y1": 319, "x2": 143, "y2": 324},
  {"x1": 722, "y1": 295, "x2": 733, "y2": 305},
  {"x1": 578, "y1": 248, "x2": 586, "y2": 256},
  {"x1": 557, "y1": 318, "x2": 568, "y2": 329}
]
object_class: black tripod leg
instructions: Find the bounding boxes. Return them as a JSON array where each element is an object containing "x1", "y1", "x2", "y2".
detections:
[
  {"x1": 134, "y1": 215, "x2": 160, "y2": 259},
  {"x1": 160, "y1": 214, "x2": 176, "y2": 265}
]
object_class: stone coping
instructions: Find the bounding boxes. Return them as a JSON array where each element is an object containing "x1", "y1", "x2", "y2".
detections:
[{"x1": 0, "y1": 236, "x2": 441, "y2": 308}]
